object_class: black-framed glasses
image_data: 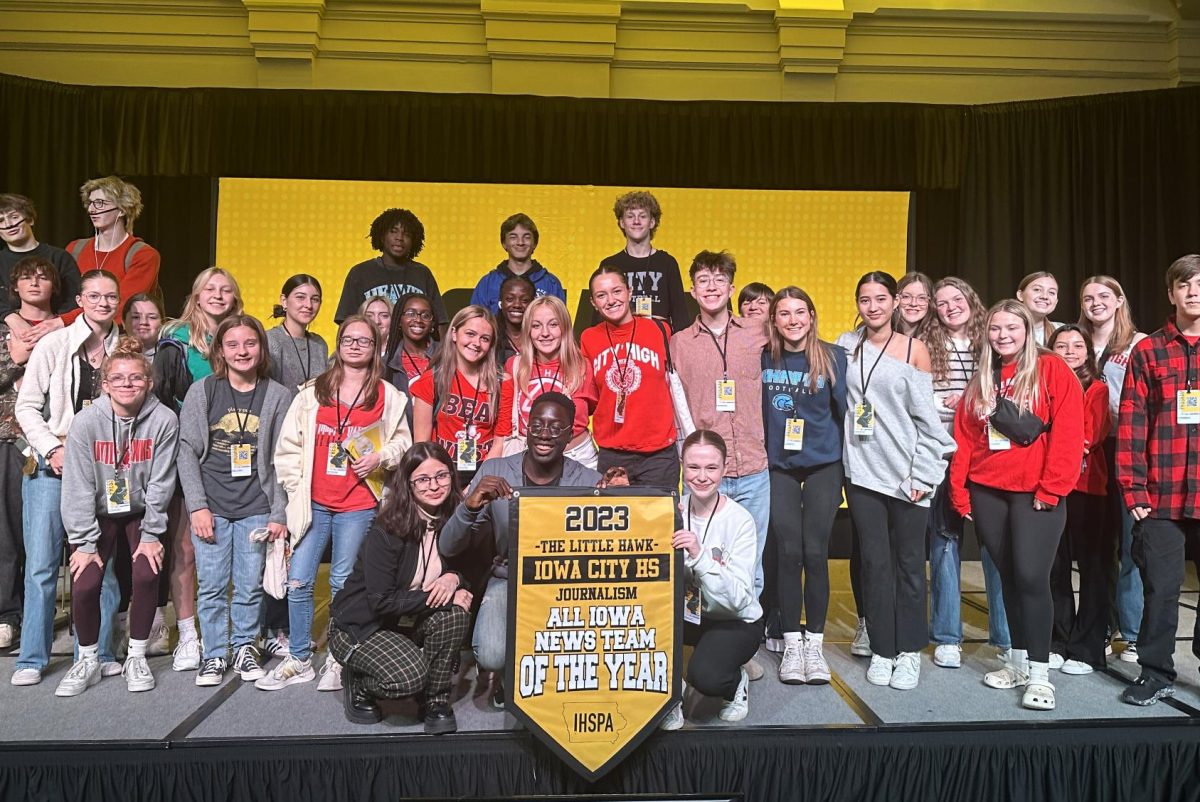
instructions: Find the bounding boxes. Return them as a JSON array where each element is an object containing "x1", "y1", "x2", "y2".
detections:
[
  {"x1": 411, "y1": 471, "x2": 453, "y2": 490},
  {"x1": 339, "y1": 336, "x2": 375, "y2": 348},
  {"x1": 528, "y1": 421, "x2": 570, "y2": 438},
  {"x1": 86, "y1": 198, "x2": 116, "y2": 211},
  {"x1": 403, "y1": 309, "x2": 434, "y2": 322}
]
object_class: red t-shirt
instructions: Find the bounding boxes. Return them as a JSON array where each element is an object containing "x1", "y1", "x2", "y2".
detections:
[
  {"x1": 579, "y1": 318, "x2": 675, "y2": 453},
  {"x1": 396, "y1": 349, "x2": 431, "y2": 381},
  {"x1": 410, "y1": 369, "x2": 495, "y2": 464},
  {"x1": 310, "y1": 386, "x2": 386, "y2": 512},
  {"x1": 495, "y1": 355, "x2": 591, "y2": 438},
  {"x1": 62, "y1": 236, "x2": 161, "y2": 325}
]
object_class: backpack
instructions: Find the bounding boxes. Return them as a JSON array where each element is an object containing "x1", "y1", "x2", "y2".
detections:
[{"x1": 67, "y1": 238, "x2": 164, "y2": 308}]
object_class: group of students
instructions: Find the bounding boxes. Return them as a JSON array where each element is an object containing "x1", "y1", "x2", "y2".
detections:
[{"x1": 0, "y1": 181, "x2": 1198, "y2": 737}]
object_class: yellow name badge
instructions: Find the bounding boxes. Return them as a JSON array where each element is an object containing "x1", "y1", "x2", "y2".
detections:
[
  {"x1": 230, "y1": 444, "x2": 252, "y2": 477},
  {"x1": 987, "y1": 422, "x2": 1012, "y2": 451},
  {"x1": 325, "y1": 442, "x2": 348, "y2": 476},
  {"x1": 105, "y1": 477, "x2": 131, "y2": 515},
  {"x1": 784, "y1": 418, "x2": 805, "y2": 451},
  {"x1": 634, "y1": 296, "x2": 653, "y2": 317},
  {"x1": 715, "y1": 380, "x2": 736, "y2": 412},
  {"x1": 456, "y1": 432, "x2": 478, "y2": 471},
  {"x1": 853, "y1": 402, "x2": 875, "y2": 437},
  {"x1": 1178, "y1": 390, "x2": 1200, "y2": 425}
]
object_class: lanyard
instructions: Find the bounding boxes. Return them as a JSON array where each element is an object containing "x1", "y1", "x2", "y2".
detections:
[
  {"x1": 403, "y1": 347, "x2": 427, "y2": 379},
  {"x1": 859, "y1": 331, "x2": 896, "y2": 398},
  {"x1": 533, "y1": 359, "x2": 561, "y2": 395},
  {"x1": 110, "y1": 411, "x2": 139, "y2": 477},
  {"x1": 1185, "y1": 337, "x2": 1198, "y2": 392},
  {"x1": 603, "y1": 319, "x2": 638, "y2": 390},
  {"x1": 228, "y1": 380, "x2": 260, "y2": 444},
  {"x1": 287, "y1": 331, "x2": 312, "y2": 383},
  {"x1": 686, "y1": 495, "x2": 719, "y2": 550},
  {"x1": 454, "y1": 370, "x2": 484, "y2": 427},
  {"x1": 418, "y1": 523, "x2": 437, "y2": 591},
  {"x1": 700, "y1": 321, "x2": 732, "y2": 379},
  {"x1": 334, "y1": 382, "x2": 366, "y2": 440}
]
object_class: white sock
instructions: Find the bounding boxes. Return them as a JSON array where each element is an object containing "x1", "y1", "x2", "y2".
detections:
[
  {"x1": 79, "y1": 643, "x2": 100, "y2": 662},
  {"x1": 1028, "y1": 661, "x2": 1050, "y2": 684},
  {"x1": 783, "y1": 631, "x2": 804, "y2": 644},
  {"x1": 152, "y1": 606, "x2": 165, "y2": 628},
  {"x1": 1010, "y1": 648, "x2": 1029, "y2": 672},
  {"x1": 806, "y1": 632, "x2": 824, "y2": 645},
  {"x1": 128, "y1": 638, "x2": 148, "y2": 658},
  {"x1": 178, "y1": 617, "x2": 197, "y2": 641}
]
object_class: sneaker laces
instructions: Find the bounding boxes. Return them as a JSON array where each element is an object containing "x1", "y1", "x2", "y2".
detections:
[
  {"x1": 781, "y1": 642, "x2": 803, "y2": 665},
  {"x1": 124, "y1": 657, "x2": 152, "y2": 680},
  {"x1": 320, "y1": 657, "x2": 341, "y2": 677},
  {"x1": 65, "y1": 659, "x2": 96, "y2": 681},
  {"x1": 803, "y1": 641, "x2": 825, "y2": 671},
  {"x1": 237, "y1": 646, "x2": 262, "y2": 671}
]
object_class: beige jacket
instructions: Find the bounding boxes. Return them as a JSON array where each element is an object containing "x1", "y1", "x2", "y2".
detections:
[{"x1": 274, "y1": 380, "x2": 412, "y2": 547}]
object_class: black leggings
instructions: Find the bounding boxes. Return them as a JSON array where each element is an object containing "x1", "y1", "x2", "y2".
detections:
[
  {"x1": 845, "y1": 484, "x2": 930, "y2": 658},
  {"x1": 1050, "y1": 491, "x2": 1113, "y2": 667},
  {"x1": 969, "y1": 483, "x2": 1066, "y2": 664},
  {"x1": 770, "y1": 462, "x2": 844, "y2": 634},
  {"x1": 72, "y1": 516, "x2": 159, "y2": 647},
  {"x1": 685, "y1": 616, "x2": 763, "y2": 700}
]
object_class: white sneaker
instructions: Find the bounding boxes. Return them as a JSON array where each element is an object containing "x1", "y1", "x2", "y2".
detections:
[
  {"x1": 123, "y1": 655, "x2": 155, "y2": 692},
  {"x1": 1061, "y1": 659, "x2": 1095, "y2": 675},
  {"x1": 718, "y1": 667, "x2": 749, "y2": 722},
  {"x1": 100, "y1": 661, "x2": 123, "y2": 678},
  {"x1": 660, "y1": 701, "x2": 684, "y2": 730},
  {"x1": 1049, "y1": 652, "x2": 1065, "y2": 670},
  {"x1": 867, "y1": 654, "x2": 894, "y2": 686},
  {"x1": 146, "y1": 624, "x2": 171, "y2": 657},
  {"x1": 778, "y1": 641, "x2": 806, "y2": 684},
  {"x1": 10, "y1": 667, "x2": 42, "y2": 686},
  {"x1": 851, "y1": 618, "x2": 871, "y2": 657},
  {"x1": 317, "y1": 653, "x2": 343, "y2": 692},
  {"x1": 933, "y1": 644, "x2": 962, "y2": 669},
  {"x1": 172, "y1": 635, "x2": 201, "y2": 672},
  {"x1": 803, "y1": 639, "x2": 831, "y2": 685},
  {"x1": 262, "y1": 630, "x2": 291, "y2": 660},
  {"x1": 255, "y1": 655, "x2": 315, "y2": 690},
  {"x1": 55, "y1": 658, "x2": 102, "y2": 697},
  {"x1": 0, "y1": 622, "x2": 15, "y2": 648},
  {"x1": 890, "y1": 652, "x2": 920, "y2": 690},
  {"x1": 1120, "y1": 643, "x2": 1139, "y2": 663}
]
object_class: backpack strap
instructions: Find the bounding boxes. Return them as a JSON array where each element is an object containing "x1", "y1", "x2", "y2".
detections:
[
  {"x1": 67, "y1": 239, "x2": 89, "y2": 261},
  {"x1": 651, "y1": 318, "x2": 675, "y2": 372}
]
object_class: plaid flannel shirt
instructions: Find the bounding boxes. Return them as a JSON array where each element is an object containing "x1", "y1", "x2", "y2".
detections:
[{"x1": 1117, "y1": 317, "x2": 1200, "y2": 520}]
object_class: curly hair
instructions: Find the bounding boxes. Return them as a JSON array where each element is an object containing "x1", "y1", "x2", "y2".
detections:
[
  {"x1": 925, "y1": 276, "x2": 987, "y2": 384},
  {"x1": 79, "y1": 176, "x2": 144, "y2": 231},
  {"x1": 369, "y1": 208, "x2": 425, "y2": 258},
  {"x1": 613, "y1": 191, "x2": 662, "y2": 239}
]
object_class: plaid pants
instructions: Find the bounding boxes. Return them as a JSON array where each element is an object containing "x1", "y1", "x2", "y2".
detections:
[{"x1": 330, "y1": 606, "x2": 469, "y2": 705}]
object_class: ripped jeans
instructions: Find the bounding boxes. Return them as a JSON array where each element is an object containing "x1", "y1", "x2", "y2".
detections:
[{"x1": 286, "y1": 504, "x2": 375, "y2": 662}]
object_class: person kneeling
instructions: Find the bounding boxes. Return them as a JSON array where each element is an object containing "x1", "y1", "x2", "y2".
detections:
[
  {"x1": 58, "y1": 338, "x2": 178, "y2": 696},
  {"x1": 662, "y1": 431, "x2": 763, "y2": 729},
  {"x1": 327, "y1": 443, "x2": 472, "y2": 733}
]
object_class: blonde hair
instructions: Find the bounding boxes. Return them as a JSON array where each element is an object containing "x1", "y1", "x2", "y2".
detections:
[
  {"x1": 359, "y1": 295, "x2": 393, "y2": 317},
  {"x1": 767, "y1": 287, "x2": 837, "y2": 392},
  {"x1": 963, "y1": 300, "x2": 1043, "y2": 418},
  {"x1": 79, "y1": 176, "x2": 144, "y2": 232},
  {"x1": 1077, "y1": 275, "x2": 1139, "y2": 361},
  {"x1": 925, "y1": 276, "x2": 987, "y2": 383},
  {"x1": 100, "y1": 335, "x2": 153, "y2": 382},
  {"x1": 515, "y1": 296, "x2": 585, "y2": 395},
  {"x1": 428, "y1": 305, "x2": 499, "y2": 424},
  {"x1": 163, "y1": 267, "x2": 245, "y2": 360},
  {"x1": 1017, "y1": 271, "x2": 1058, "y2": 345}
]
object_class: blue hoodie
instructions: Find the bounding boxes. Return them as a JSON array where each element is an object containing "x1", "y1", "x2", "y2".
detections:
[
  {"x1": 470, "y1": 260, "x2": 566, "y2": 314},
  {"x1": 760, "y1": 344, "x2": 848, "y2": 471}
]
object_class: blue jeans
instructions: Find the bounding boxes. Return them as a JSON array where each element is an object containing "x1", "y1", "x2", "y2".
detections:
[
  {"x1": 1114, "y1": 503, "x2": 1142, "y2": 642},
  {"x1": 721, "y1": 470, "x2": 771, "y2": 595},
  {"x1": 18, "y1": 457, "x2": 117, "y2": 671},
  {"x1": 287, "y1": 503, "x2": 374, "y2": 661},
  {"x1": 473, "y1": 575, "x2": 507, "y2": 673},
  {"x1": 927, "y1": 486, "x2": 1011, "y2": 648},
  {"x1": 193, "y1": 514, "x2": 268, "y2": 660}
]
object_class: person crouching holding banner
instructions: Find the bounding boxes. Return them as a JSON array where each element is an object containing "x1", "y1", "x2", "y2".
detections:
[{"x1": 661, "y1": 430, "x2": 763, "y2": 729}]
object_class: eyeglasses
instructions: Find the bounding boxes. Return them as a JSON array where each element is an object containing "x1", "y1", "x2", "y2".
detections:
[
  {"x1": 339, "y1": 336, "x2": 376, "y2": 348},
  {"x1": 528, "y1": 421, "x2": 570, "y2": 438},
  {"x1": 403, "y1": 309, "x2": 434, "y2": 322},
  {"x1": 898, "y1": 293, "x2": 929, "y2": 305},
  {"x1": 82, "y1": 292, "x2": 120, "y2": 305},
  {"x1": 86, "y1": 198, "x2": 116, "y2": 211},
  {"x1": 411, "y1": 471, "x2": 453, "y2": 490},
  {"x1": 0, "y1": 213, "x2": 25, "y2": 227},
  {"x1": 106, "y1": 374, "x2": 147, "y2": 387},
  {"x1": 694, "y1": 276, "x2": 731, "y2": 289}
]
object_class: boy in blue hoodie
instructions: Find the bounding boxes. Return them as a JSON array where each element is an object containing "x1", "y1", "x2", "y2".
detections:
[{"x1": 470, "y1": 213, "x2": 565, "y2": 314}]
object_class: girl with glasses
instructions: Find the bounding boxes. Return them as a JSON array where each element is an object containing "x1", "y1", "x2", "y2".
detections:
[
  {"x1": 895, "y1": 272, "x2": 935, "y2": 338},
  {"x1": 384, "y1": 294, "x2": 439, "y2": 385},
  {"x1": 261, "y1": 315, "x2": 412, "y2": 693},
  {"x1": 329, "y1": 442, "x2": 472, "y2": 731},
  {"x1": 55, "y1": 337, "x2": 178, "y2": 696}
]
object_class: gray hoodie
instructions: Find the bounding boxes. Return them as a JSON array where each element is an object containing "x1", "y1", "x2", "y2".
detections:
[
  {"x1": 176, "y1": 375, "x2": 294, "y2": 527},
  {"x1": 61, "y1": 393, "x2": 180, "y2": 551}
]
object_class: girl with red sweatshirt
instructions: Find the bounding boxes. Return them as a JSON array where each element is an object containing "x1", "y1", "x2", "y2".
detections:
[
  {"x1": 1046, "y1": 325, "x2": 1111, "y2": 676},
  {"x1": 950, "y1": 300, "x2": 1084, "y2": 711}
]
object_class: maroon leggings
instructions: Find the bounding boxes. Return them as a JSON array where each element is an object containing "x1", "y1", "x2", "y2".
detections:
[{"x1": 72, "y1": 515, "x2": 159, "y2": 646}]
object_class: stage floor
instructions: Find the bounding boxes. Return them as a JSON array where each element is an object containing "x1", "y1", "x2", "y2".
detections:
[{"x1": 1, "y1": 561, "x2": 1197, "y2": 743}]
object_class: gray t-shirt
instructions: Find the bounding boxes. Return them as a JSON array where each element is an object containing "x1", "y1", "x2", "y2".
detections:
[
  {"x1": 267, "y1": 325, "x2": 329, "y2": 391},
  {"x1": 199, "y1": 379, "x2": 271, "y2": 519}
]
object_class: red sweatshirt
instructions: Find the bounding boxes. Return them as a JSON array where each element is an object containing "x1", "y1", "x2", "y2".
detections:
[
  {"x1": 579, "y1": 318, "x2": 675, "y2": 453},
  {"x1": 62, "y1": 236, "x2": 161, "y2": 325},
  {"x1": 1076, "y1": 378, "x2": 1111, "y2": 496},
  {"x1": 950, "y1": 353, "x2": 1085, "y2": 515}
]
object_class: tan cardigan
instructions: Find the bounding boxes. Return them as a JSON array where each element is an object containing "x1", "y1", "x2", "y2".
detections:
[{"x1": 274, "y1": 380, "x2": 412, "y2": 548}]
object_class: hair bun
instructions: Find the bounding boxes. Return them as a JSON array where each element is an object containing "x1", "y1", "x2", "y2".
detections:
[
  {"x1": 113, "y1": 334, "x2": 147, "y2": 357},
  {"x1": 272, "y1": 304, "x2": 285, "y2": 318}
]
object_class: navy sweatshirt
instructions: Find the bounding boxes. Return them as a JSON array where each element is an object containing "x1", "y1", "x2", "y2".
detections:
[{"x1": 760, "y1": 344, "x2": 848, "y2": 471}]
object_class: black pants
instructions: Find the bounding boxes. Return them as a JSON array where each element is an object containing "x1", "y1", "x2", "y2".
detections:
[
  {"x1": 684, "y1": 616, "x2": 763, "y2": 700},
  {"x1": 970, "y1": 484, "x2": 1065, "y2": 663},
  {"x1": 1132, "y1": 518, "x2": 1200, "y2": 684},
  {"x1": 72, "y1": 516, "x2": 159, "y2": 646},
  {"x1": 0, "y1": 442, "x2": 24, "y2": 626},
  {"x1": 770, "y1": 461, "x2": 843, "y2": 634},
  {"x1": 599, "y1": 444, "x2": 679, "y2": 490},
  {"x1": 845, "y1": 484, "x2": 929, "y2": 658},
  {"x1": 1050, "y1": 491, "x2": 1113, "y2": 667}
]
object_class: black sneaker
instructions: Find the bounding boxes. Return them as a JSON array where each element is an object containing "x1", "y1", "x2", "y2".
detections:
[
  {"x1": 424, "y1": 701, "x2": 458, "y2": 735},
  {"x1": 491, "y1": 675, "x2": 505, "y2": 710},
  {"x1": 195, "y1": 657, "x2": 227, "y2": 687},
  {"x1": 234, "y1": 644, "x2": 266, "y2": 682},
  {"x1": 1121, "y1": 675, "x2": 1175, "y2": 706}
]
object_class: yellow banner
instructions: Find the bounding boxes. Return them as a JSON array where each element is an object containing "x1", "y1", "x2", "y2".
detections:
[{"x1": 508, "y1": 490, "x2": 680, "y2": 781}]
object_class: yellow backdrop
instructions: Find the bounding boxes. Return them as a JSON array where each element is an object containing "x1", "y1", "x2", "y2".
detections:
[{"x1": 215, "y1": 178, "x2": 909, "y2": 346}]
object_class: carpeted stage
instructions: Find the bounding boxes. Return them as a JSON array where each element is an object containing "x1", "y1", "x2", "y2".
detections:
[{"x1": 1, "y1": 561, "x2": 1197, "y2": 802}]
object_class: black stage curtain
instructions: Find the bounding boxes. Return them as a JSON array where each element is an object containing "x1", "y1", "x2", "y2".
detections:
[{"x1": 3, "y1": 72, "x2": 1200, "y2": 325}]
